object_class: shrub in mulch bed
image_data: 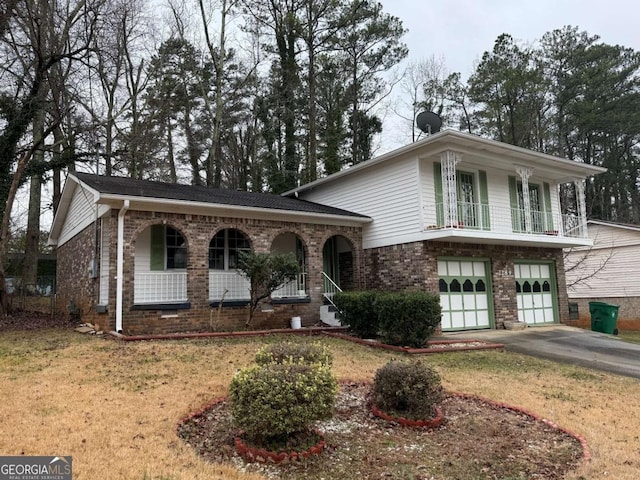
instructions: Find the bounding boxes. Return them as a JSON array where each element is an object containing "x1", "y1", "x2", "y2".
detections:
[
  {"x1": 372, "y1": 361, "x2": 444, "y2": 421},
  {"x1": 177, "y1": 383, "x2": 588, "y2": 480}
]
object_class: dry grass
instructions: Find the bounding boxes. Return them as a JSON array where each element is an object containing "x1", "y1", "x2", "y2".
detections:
[{"x1": 0, "y1": 330, "x2": 639, "y2": 479}]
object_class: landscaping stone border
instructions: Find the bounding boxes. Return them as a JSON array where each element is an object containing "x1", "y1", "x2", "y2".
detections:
[
  {"x1": 177, "y1": 382, "x2": 590, "y2": 471},
  {"x1": 109, "y1": 325, "x2": 349, "y2": 341},
  {"x1": 450, "y1": 391, "x2": 591, "y2": 463},
  {"x1": 370, "y1": 404, "x2": 444, "y2": 428},
  {"x1": 322, "y1": 331, "x2": 504, "y2": 354},
  {"x1": 106, "y1": 326, "x2": 504, "y2": 354},
  {"x1": 234, "y1": 431, "x2": 325, "y2": 464}
]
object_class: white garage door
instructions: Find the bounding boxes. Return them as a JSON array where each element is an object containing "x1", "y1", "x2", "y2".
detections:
[
  {"x1": 515, "y1": 263, "x2": 557, "y2": 325},
  {"x1": 438, "y1": 259, "x2": 492, "y2": 331}
]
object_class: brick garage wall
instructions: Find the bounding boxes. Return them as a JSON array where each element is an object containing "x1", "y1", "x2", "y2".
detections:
[
  {"x1": 363, "y1": 241, "x2": 569, "y2": 328},
  {"x1": 55, "y1": 224, "x2": 100, "y2": 325},
  {"x1": 92, "y1": 210, "x2": 363, "y2": 335},
  {"x1": 569, "y1": 297, "x2": 640, "y2": 330}
]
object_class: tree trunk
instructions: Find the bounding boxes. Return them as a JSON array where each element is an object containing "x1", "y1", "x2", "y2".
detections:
[{"x1": 22, "y1": 109, "x2": 45, "y2": 292}]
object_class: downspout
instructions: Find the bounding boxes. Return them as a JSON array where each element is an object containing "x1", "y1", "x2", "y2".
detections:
[{"x1": 115, "y1": 200, "x2": 129, "y2": 333}]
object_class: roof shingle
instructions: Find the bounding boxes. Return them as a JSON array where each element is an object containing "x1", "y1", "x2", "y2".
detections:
[{"x1": 75, "y1": 173, "x2": 368, "y2": 219}]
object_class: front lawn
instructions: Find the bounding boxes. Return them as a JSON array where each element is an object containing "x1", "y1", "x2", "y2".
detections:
[
  {"x1": 0, "y1": 328, "x2": 638, "y2": 479},
  {"x1": 618, "y1": 329, "x2": 640, "y2": 344}
]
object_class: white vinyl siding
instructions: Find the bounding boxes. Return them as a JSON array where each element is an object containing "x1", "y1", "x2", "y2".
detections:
[
  {"x1": 300, "y1": 157, "x2": 421, "y2": 249},
  {"x1": 135, "y1": 227, "x2": 152, "y2": 271},
  {"x1": 98, "y1": 219, "x2": 110, "y2": 305},
  {"x1": 485, "y1": 169, "x2": 513, "y2": 233},
  {"x1": 567, "y1": 223, "x2": 640, "y2": 298},
  {"x1": 57, "y1": 184, "x2": 96, "y2": 246}
]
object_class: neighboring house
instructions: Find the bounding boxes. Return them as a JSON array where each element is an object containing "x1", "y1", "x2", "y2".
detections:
[
  {"x1": 565, "y1": 220, "x2": 640, "y2": 327},
  {"x1": 49, "y1": 130, "x2": 605, "y2": 335}
]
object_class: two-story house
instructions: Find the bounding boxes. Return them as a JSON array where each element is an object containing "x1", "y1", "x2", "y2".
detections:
[{"x1": 49, "y1": 130, "x2": 605, "y2": 335}]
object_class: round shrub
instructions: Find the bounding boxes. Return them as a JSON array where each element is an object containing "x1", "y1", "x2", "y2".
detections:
[
  {"x1": 372, "y1": 361, "x2": 443, "y2": 419},
  {"x1": 333, "y1": 290, "x2": 379, "y2": 338},
  {"x1": 255, "y1": 341, "x2": 333, "y2": 366},
  {"x1": 229, "y1": 362, "x2": 337, "y2": 442},
  {"x1": 377, "y1": 291, "x2": 442, "y2": 347}
]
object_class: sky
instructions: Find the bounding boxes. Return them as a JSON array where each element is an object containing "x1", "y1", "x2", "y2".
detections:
[
  {"x1": 377, "y1": 0, "x2": 640, "y2": 150},
  {"x1": 23, "y1": 0, "x2": 640, "y2": 230}
]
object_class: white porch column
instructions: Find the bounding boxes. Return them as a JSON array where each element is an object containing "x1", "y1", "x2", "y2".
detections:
[
  {"x1": 574, "y1": 178, "x2": 588, "y2": 237},
  {"x1": 441, "y1": 151, "x2": 462, "y2": 227},
  {"x1": 515, "y1": 166, "x2": 534, "y2": 232}
]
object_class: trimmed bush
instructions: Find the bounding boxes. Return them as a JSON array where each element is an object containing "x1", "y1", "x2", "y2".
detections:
[
  {"x1": 372, "y1": 361, "x2": 443, "y2": 419},
  {"x1": 229, "y1": 363, "x2": 337, "y2": 442},
  {"x1": 377, "y1": 291, "x2": 441, "y2": 347},
  {"x1": 255, "y1": 341, "x2": 333, "y2": 367},
  {"x1": 333, "y1": 290, "x2": 379, "y2": 338}
]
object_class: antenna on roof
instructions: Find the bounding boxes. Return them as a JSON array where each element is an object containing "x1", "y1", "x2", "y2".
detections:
[{"x1": 416, "y1": 111, "x2": 442, "y2": 136}]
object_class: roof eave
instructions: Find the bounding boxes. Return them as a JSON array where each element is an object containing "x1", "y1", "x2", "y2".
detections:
[
  {"x1": 285, "y1": 130, "x2": 608, "y2": 195},
  {"x1": 97, "y1": 193, "x2": 372, "y2": 225}
]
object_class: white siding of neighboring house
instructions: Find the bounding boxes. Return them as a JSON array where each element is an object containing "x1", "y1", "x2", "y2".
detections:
[
  {"x1": 300, "y1": 155, "x2": 422, "y2": 249},
  {"x1": 57, "y1": 183, "x2": 97, "y2": 246},
  {"x1": 566, "y1": 223, "x2": 640, "y2": 298}
]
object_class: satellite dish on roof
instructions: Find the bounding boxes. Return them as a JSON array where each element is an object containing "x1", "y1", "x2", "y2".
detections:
[{"x1": 416, "y1": 111, "x2": 442, "y2": 135}]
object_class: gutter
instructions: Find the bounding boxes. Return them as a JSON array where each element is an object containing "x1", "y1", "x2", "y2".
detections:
[{"x1": 115, "y1": 200, "x2": 129, "y2": 333}]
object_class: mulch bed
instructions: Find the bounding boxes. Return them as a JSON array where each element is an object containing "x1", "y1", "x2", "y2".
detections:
[{"x1": 178, "y1": 382, "x2": 585, "y2": 480}]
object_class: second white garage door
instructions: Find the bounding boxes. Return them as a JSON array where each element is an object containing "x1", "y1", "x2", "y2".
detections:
[{"x1": 515, "y1": 262, "x2": 557, "y2": 325}]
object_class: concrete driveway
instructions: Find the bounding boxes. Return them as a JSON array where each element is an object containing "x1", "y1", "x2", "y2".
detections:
[{"x1": 445, "y1": 325, "x2": 640, "y2": 379}]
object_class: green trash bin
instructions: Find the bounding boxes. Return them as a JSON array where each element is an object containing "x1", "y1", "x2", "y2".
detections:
[{"x1": 589, "y1": 301, "x2": 620, "y2": 335}]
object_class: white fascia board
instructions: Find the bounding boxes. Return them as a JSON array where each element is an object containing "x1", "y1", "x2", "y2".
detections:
[
  {"x1": 362, "y1": 229, "x2": 593, "y2": 250},
  {"x1": 97, "y1": 194, "x2": 372, "y2": 227}
]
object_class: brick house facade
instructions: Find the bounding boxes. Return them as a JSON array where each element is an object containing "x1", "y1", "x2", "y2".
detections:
[
  {"x1": 56, "y1": 207, "x2": 363, "y2": 335},
  {"x1": 51, "y1": 131, "x2": 604, "y2": 335}
]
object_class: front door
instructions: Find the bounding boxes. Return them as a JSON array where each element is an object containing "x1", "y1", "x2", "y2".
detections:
[
  {"x1": 515, "y1": 262, "x2": 557, "y2": 325},
  {"x1": 438, "y1": 258, "x2": 492, "y2": 331}
]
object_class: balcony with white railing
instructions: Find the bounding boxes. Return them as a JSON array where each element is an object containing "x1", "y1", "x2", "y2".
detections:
[
  {"x1": 423, "y1": 202, "x2": 589, "y2": 247},
  {"x1": 134, "y1": 271, "x2": 187, "y2": 304}
]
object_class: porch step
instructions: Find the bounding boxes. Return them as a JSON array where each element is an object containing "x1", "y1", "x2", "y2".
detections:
[{"x1": 320, "y1": 304, "x2": 341, "y2": 327}]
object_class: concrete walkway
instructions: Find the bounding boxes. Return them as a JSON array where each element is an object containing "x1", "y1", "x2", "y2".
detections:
[{"x1": 443, "y1": 325, "x2": 640, "y2": 379}]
